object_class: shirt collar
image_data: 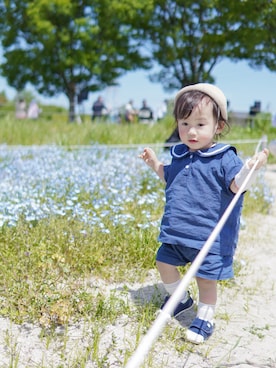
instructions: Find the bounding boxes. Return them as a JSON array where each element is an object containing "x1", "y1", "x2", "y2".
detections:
[{"x1": 171, "y1": 143, "x2": 235, "y2": 158}]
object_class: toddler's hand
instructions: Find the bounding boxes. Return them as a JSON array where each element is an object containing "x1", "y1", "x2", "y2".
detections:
[
  {"x1": 139, "y1": 148, "x2": 165, "y2": 181},
  {"x1": 248, "y1": 148, "x2": 269, "y2": 170},
  {"x1": 139, "y1": 147, "x2": 158, "y2": 167}
]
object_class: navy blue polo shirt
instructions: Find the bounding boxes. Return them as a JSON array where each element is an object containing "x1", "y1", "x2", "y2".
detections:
[{"x1": 158, "y1": 143, "x2": 244, "y2": 256}]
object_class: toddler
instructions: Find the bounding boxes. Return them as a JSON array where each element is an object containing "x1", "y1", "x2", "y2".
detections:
[{"x1": 140, "y1": 83, "x2": 269, "y2": 344}]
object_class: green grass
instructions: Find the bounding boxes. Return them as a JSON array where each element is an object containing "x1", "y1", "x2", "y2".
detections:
[
  {"x1": 0, "y1": 112, "x2": 275, "y2": 151},
  {"x1": 0, "y1": 115, "x2": 175, "y2": 146},
  {"x1": 0, "y1": 215, "x2": 159, "y2": 326}
]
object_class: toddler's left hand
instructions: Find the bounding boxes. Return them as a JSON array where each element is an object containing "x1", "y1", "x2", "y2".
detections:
[{"x1": 248, "y1": 148, "x2": 269, "y2": 170}]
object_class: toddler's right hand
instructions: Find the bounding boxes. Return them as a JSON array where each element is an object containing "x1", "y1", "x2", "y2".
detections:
[
  {"x1": 139, "y1": 147, "x2": 156, "y2": 165},
  {"x1": 139, "y1": 147, "x2": 161, "y2": 171},
  {"x1": 139, "y1": 147, "x2": 165, "y2": 181}
]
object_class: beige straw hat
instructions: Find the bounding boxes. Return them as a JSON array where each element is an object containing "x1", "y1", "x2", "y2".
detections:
[{"x1": 175, "y1": 83, "x2": 228, "y2": 120}]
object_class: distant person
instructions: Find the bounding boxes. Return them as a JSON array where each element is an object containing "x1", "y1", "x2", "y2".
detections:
[
  {"x1": 156, "y1": 99, "x2": 168, "y2": 121},
  {"x1": 27, "y1": 100, "x2": 41, "y2": 119},
  {"x1": 124, "y1": 100, "x2": 137, "y2": 123},
  {"x1": 272, "y1": 113, "x2": 276, "y2": 127},
  {"x1": 15, "y1": 98, "x2": 27, "y2": 119},
  {"x1": 91, "y1": 96, "x2": 108, "y2": 122},
  {"x1": 138, "y1": 99, "x2": 154, "y2": 124}
]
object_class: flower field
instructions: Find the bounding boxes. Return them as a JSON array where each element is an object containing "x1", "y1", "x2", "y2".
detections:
[
  {"x1": 0, "y1": 145, "x2": 168, "y2": 229},
  {"x1": 0, "y1": 142, "x2": 274, "y2": 367}
]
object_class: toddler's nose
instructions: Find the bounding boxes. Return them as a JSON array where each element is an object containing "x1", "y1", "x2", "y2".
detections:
[{"x1": 188, "y1": 127, "x2": 196, "y2": 136}]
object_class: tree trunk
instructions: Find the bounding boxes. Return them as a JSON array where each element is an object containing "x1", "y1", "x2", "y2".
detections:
[{"x1": 68, "y1": 84, "x2": 76, "y2": 123}]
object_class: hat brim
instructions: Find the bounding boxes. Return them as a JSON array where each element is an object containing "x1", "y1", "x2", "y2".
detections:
[{"x1": 175, "y1": 83, "x2": 228, "y2": 121}]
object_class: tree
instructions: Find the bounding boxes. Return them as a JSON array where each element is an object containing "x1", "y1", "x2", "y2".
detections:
[
  {"x1": 140, "y1": 0, "x2": 275, "y2": 91},
  {"x1": 234, "y1": 0, "x2": 276, "y2": 72},
  {"x1": 0, "y1": 0, "x2": 153, "y2": 121},
  {"x1": 212, "y1": 0, "x2": 276, "y2": 69},
  {"x1": 0, "y1": 91, "x2": 8, "y2": 106}
]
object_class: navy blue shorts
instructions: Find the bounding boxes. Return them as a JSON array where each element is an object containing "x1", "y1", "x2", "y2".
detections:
[{"x1": 156, "y1": 243, "x2": 234, "y2": 280}]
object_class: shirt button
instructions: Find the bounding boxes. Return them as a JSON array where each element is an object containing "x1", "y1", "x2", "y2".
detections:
[
  {"x1": 185, "y1": 165, "x2": 189, "y2": 169},
  {"x1": 190, "y1": 154, "x2": 193, "y2": 158}
]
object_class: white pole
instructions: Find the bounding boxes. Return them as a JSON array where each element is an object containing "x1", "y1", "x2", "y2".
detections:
[{"x1": 125, "y1": 157, "x2": 261, "y2": 368}]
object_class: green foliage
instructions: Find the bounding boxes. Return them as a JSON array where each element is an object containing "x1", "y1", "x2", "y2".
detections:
[
  {"x1": 144, "y1": 0, "x2": 276, "y2": 89},
  {"x1": 243, "y1": 182, "x2": 272, "y2": 217},
  {"x1": 0, "y1": 212, "x2": 159, "y2": 327},
  {"x1": 1, "y1": 0, "x2": 276, "y2": 125},
  {"x1": 0, "y1": 91, "x2": 8, "y2": 105},
  {"x1": 0, "y1": 115, "x2": 275, "y2": 161},
  {"x1": 0, "y1": 116, "x2": 176, "y2": 145},
  {"x1": 241, "y1": 0, "x2": 276, "y2": 71},
  {"x1": 0, "y1": 0, "x2": 152, "y2": 121},
  {"x1": 251, "y1": 113, "x2": 273, "y2": 134}
]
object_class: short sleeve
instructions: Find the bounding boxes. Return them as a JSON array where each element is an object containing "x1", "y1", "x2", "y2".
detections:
[
  {"x1": 163, "y1": 164, "x2": 170, "y2": 183},
  {"x1": 222, "y1": 149, "x2": 243, "y2": 191}
]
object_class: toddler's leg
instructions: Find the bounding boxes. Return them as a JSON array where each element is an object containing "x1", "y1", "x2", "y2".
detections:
[
  {"x1": 156, "y1": 260, "x2": 180, "y2": 284},
  {"x1": 156, "y1": 261, "x2": 193, "y2": 316},
  {"x1": 196, "y1": 277, "x2": 217, "y2": 307},
  {"x1": 186, "y1": 277, "x2": 216, "y2": 344}
]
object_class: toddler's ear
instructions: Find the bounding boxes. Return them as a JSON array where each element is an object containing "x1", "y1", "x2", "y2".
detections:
[{"x1": 216, "y1": 121, "x2": 225, "y2": 134}]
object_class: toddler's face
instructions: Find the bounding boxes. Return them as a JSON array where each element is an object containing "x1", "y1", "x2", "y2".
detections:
[{"x1": 177, "y1": 97, "x2": 223, "y2": 151}]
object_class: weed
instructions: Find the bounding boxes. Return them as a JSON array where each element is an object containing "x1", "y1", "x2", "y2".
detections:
[{"x1": 246, "y1": 324, "x2": 270, "y2": 339}]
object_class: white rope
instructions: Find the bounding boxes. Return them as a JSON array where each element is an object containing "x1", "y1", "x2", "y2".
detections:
[
  {"x1": 124, "y1": 136, "x2": 266, "y2": 368},
  {"x1": 254, "y1": 135, "x2": 268, "y2": 154},
  {"x1": 0, "y1": 139, "x2": 263, "y2": 150}
]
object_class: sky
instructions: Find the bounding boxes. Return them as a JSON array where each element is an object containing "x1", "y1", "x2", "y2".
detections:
[{"x1": 1, "y1": 59, "x2": 276, "y2": 118}]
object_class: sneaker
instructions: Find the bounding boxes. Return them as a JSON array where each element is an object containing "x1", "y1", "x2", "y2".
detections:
[
  {"x1": 161, "y1": 292, "x2": 194, "y2": 317},
  {"x1": 186, "y1": 317, "x2": 214, "y2": 344}
]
